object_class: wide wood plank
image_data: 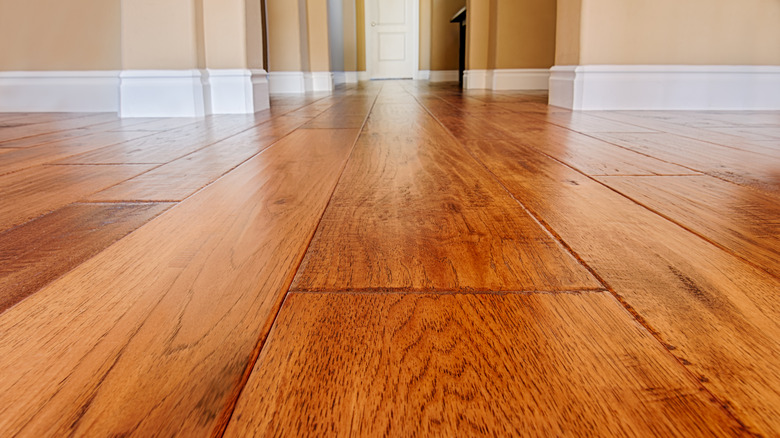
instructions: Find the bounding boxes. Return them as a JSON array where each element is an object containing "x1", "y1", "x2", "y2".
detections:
[
  {"x1": 88, "y1": 115, "x2": 311, "y2": 201},
  {"x1": 226, "y1": 292, "x2": 745, "y2": 436},
  {"x1": 0, "y1": 202, "x2": 172, "y2": 313},
  {"x1": 0, "y1": 128, "x2": 359, "y2": 436},
  {"x1": 0, "y1": 130, "x2": 156, "y2": 176},
  {"x1": 292, "y1": 91, "x2": 599, "y2": 292},
  {"x1": 0, "y1": 118, "x2": 161, "y2": 149},
  {"x1": 0, "y1": 113, "x2": 118, "y2": 143},
  {"x1": 596, "y1": 175, "x2": 780, "y2": 278},
  {"x1": 590, "y1": 132, "x2": 780, "y2": 194},
  {"x1": 0, "y1": 164, "x2": 156, "y2": 231},
  {"x1": 527, "y1": 111, "x2": 659, "y2": 133},
  {"x1": 54, "y1": 115, "x2": 263, "y2": 164},
  {"x1": 446, "y1": 137, "x2": 780, "y2": 435}
]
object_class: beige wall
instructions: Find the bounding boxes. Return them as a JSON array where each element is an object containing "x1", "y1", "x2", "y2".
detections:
[
  {"x1": 466, "y1": 0, "x2": 556, "y2": 70},
  {"x1": 266, "y1": 0, "x2": 304, "y2": 71},
  {"x1": 356, "y1": 0, "x2": 366, "y2": 71},
  {"x1": 495, "y1": 0, "x2": 556, "y2": 68},
  {"x1": 342, "y1": 0, "x2": 358, "y2": 71},
  {"x1": 419, "y1": 0, "x2": 432, "y2": 70},
  {"x1": 554, "y1": 0, "x2": 580, "y2": 65},
  {"x1": 430, "y1": 0, "x2": 464, "y2": 71},
  {"x1": 202, "y1": 0, "x2": 248, "y2": 69},
  {"x1": 0, "y1": 0, "x2": 120, "y2": 71},
  {"x1": 306, "y1": 0, "x2": 331, "y2": 72},
  {"x1": 576, "y1": 0, "x2": 780, "y2": 65},
  {"x1": 122, "y1": 0, "x2": 201, "y2": 70}
]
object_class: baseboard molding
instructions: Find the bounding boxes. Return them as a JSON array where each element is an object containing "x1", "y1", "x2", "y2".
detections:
[
  {"x1": 0, "y1": 71, "x2": 119, "y2": 112},
  {"x1": 429, "y1": 70, "x2": 459, "y2": 83},
  {"x1": 549, "y1": 65, "x2": 780, "y2": 110},
  {"x1": 415, "y1": 70, "x2": 431, "y2": 81},
  {"x1": 333, "y1": 71, "x2": 360, "y2": 85},
  {"x1": 206, "y1": 69, "x2": 269, "y2": 114},
  {"x1": 305, "y1": 72, "x2": 334, "y2": 92},
  {"x1": 120, "y1": 70, "x2": 208, "y2": 117},
  {"x1": 268, "y1": 72, "x2": 306, "y2": 94},
  {"x1": 358, "y1": 71, "x2": 370, "y2": 82},
  {"x1": 464, "y1": 69, "x2": 550, "y2": 90}
]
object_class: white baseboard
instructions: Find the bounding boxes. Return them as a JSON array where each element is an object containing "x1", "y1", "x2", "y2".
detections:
[
  {"x1": 549, "y1": 65, "x2": 780, "y2": 110},
  {"x1": 464, "y1": 70, "x2": 492, "y2": 89},
  {"x1": 0, "y1": 71, "x2": 119, "y2": 112},
  {"x1": 120, "y1": 70, "x2": 207, "y2": 117},
  {"x1": 415, "y1": 70, "x2": 431, "y2": 80},
  {"x1": 464, "y1": 69, "x2": 549, "y2": 90},
  {"x1": 429, "y1": 70, "x2": 459, "y2": 83},
  {"x1": 268, "y1": 71, "x2": 306, "y2": 94},
  {"x1": 358, "y1": 71, "x2": 370, "y2": 82},
  {"x1": 333, "y1": 71, "x2": 360, "y2": 85},
  {"x1": 305, "y1": 72, "x2": 334, "y2": 92},
  {"x1": 206, "y1": 69, "x2": 269, "y2": 114}
]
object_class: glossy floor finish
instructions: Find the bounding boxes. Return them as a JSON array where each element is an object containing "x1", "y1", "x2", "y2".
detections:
[{"x1": 0, "y1": 82, "x2": 778, "y2": 436}]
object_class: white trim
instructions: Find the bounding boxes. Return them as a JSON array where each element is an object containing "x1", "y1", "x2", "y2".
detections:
[
  {"x1": 429, "y1": 70, "x2": 459, "y2": 82},
  {"x1": 305, "y1": 72, "x2": 334, "y2": 92},
  {"x1": 120, "y1": 70, "x2": 208, "y2": 117},
  {"x1": 205, "y1": 69, "x2": 269, "y2": 114},
  {"x1": 464, "y1": 69, "x2": 492, "y2": 89},
  {"x1": 463, "y1": 69, "x2": 550, "y2": 90},
  {"x1": 344, "y1": 71, "x2": 359, "y2": 83},
  {"x1": 414, "y1": 70, "x2": 431, "y2": 80},
  {"x1": 358, "y1": 71, "x2": 370, "y2": 81},
  {"x1": 549, "y1": 65, "x2": 780, "y2": 110},
  {"x1": 333, "y1": 71, "x2": 360, "y2": 85},
  {"x1": 0, "y1": 71, "x2": 119, "y2": 112},
  {"x1": 268, "y1": 71, "x2": 306, "y2": 94}
]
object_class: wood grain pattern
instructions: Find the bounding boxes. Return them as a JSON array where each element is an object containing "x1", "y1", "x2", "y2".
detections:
[
  {"x1": 450, "y1": 137, "x2": 780, "y2": 435},
  {"x1": 527, "y1": 111, "x2": 658, "y2": 133},
  {"x1": 226, "y1": 292, "x2": 746, "y2": 437},
  {"x1": 0, "y1": 164, "x2": 156, "y2": 231},
  {"x1": 0, "y1": 118, "x2": 159, "y2": 149},
  {"x1": 0, "y1": 130, "x2": 156, "y2": 176},
  {"x1": 0, "y1": 113, "x2": 118, "y2": 143},
  {"x1": 0, "y1": 128, "x2": 359, "y2": 436},
  {"x1": 292, "y1": 93, "x2": 599, "y2": 292},
  {"x1": 88, "y1": 115, "x2": 310, "y2": 201},
  {"x1": 54, "y1": 115, "x2": 263, "y2": 164},
  {"x1": 596, "y1": 175, "x2": 780, "y2": 278},
  {"x1": 0, "y1": 202, "x2": 172, "y2": 313},
  {"x1": 590, "y1": 132, "x2": 780, "y2": 194}
]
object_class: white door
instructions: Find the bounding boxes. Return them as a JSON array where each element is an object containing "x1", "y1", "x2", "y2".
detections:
[{"x1": 366, "y1": 0, "x2": 418, "y2": 79}]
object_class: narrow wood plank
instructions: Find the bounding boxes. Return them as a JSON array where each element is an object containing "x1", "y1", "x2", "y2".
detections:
[
  {"x1": 0, "y1": 113, "x2": 118, "y2": 143},
  {"x1": 590, "y1": 132, "x2": 780, "y2": 194},
  {"x1": 292, "y1": 94, "x2": 599, "y2": 292},
  {"x1": 596, "y1": 175, "x2": 780, "y2": 277},
  {"x1": 447, "y1": 137, "x2": 780, "y2": 435},
  {"x1": 0, "y1": 128, "x2": 359, "y2": 436},
  {"x1": 527, "y1": 111, "x2": 658, "y2": 133},
  {"x1": 0, "y1": 118, "x2": 179, "y2": 149},
  {"x1": 0, "y1": 130, "x2": 156, "y2": 176},
  {"x1": 0, "y1": 164, "x2": 156, "y2": 231},
  {"x1": 54, "y1": 115, "x2": 263, "y2": 164},
  {"x1": 0, "y1": 202, "x2": 173, "y2": 313},
  {"x1": 226, "y1": 292, "x2": 746, "y2": 437},
  {"x1": 88, "y1": 115, "x2": 312, "y2": 201},
  {"x1": 706, "y1": 126, "x2": 780, "y2": 142}
]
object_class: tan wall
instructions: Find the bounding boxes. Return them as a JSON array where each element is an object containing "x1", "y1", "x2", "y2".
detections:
[
  {"x1": 266, "y1": 0, "x2": 304, "y2": 71},
  {"x1": 465, "y1": 0, "x2": 492, "y2": 70},
  {"x1": 0, "y1": 0, "x2": 120, "y2": 71},
  {"x1": 494, "y1": 0, "x2": 556, "y2": 68},
  {"x1": 430, "y1": 0, "x2": 464, "y2": 71},
  {"x1": 419, "y1": 0, "x2": 432, "y2": 70},
  {"x1": 356, "y1": 0, "x2": 366, "y2": 71},
  {"x1": 245, "y1": 0, "x2": 266, "y2": 70},
  {"x1": 554, "y1": 0, "x2": 580, "y2": 65},
  {"x1": 342, "y1": 0, "x2": 358, "y2": 71},
  {"x1": 306, "y1": 0, "x2": 331, "y2": 71},
  {"x1": 203, "y1": 0, "x2": 248, "y2": 69},
  {"x1": 579, "y1": 0, "x2": 780, "y2": 65},
  {"x1": 122, "y1": 0, "x2": 201, "y2": 70}
]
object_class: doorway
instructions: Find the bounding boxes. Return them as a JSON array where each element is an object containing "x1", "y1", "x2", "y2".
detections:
[{"x1": 364, "y1": 0, "x2": 419, "y2": 79}]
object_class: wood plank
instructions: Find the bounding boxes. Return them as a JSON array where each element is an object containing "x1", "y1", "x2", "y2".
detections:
[
  {"x1": 291, "y1": 94, "x2": 599, "y2": 292},
  {"x1": 88, "y1": 115, "x2": 312, "y2": 201},
  {"x1": 0, "y1": 130, "x2": 157, "y2": 176},
  {"x1": 0, "y1": 164, "x2": 156, "y2": 231},
  {"x1": 527, "y1": 111, "x2": 659, "y2": 133},
  {"x1": 0, "y1": 128, "x2": 359, "y2": 436},
  {"x1": 596, "y1": 175, "x2": 780, "y2": 278},
  {"x1": 448, "y1": 137, "x2": 780, "y2": 435},
  {"x1": 225, "y1": 292, "x2": 746, "y2": 436},
  {"x1": 54, "y1": 115, "x2": 263, "y2": 164},
  {"x1": 0, "y1": 202, "x2": 173, "y2": 313},
  {"x1": 590, "y1": 132, "x2": 780, "y2": 194},
  {"x1": 0, "y1": 113, "x2": 118, "y2": 143},
  {"x1": 0, "y1": 118, "x2": 180, "y2": 149}
]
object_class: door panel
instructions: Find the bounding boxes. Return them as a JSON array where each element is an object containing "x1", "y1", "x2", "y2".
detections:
[{"x1": 367, "y1": 0, "x2": 416, "y2": 79}]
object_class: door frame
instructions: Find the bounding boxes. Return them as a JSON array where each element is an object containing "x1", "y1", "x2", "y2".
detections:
[{"x1": 364, "y1": 0, "x2": 420, "y2": 79}]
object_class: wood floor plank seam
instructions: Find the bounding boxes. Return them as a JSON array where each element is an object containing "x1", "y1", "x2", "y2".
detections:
[
  {"x1": 412, "y1": 92, "x2": 759, "y2": 433},
  {"x1": 213, "y1": 88, "x2": 383, "y2": 438},
  {"x1": 289, "y1": 289, "x2": 610, "y2": 295}
]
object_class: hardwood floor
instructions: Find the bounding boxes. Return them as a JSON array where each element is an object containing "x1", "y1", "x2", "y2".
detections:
[{"x1": 0, "y1": 82, "x2": 777, "y2": 436}]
